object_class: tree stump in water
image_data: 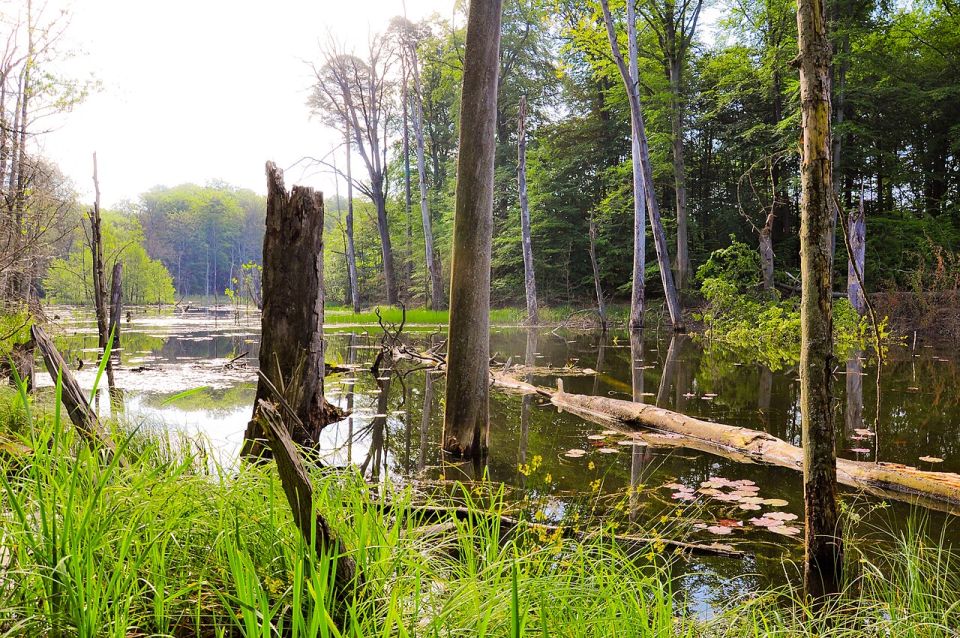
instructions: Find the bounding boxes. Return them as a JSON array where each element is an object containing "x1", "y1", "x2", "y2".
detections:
[
  {"x1": 242, "y1": 162, "x2": 343, "y2": 459},
  {"x1": 108, "y1": 261, "x2": 123, "y2": 355}
]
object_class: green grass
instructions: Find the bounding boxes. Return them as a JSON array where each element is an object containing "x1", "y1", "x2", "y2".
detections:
[
  {"x1": 323, "y1": 304, "x2": 640, "y2": 328},
  {"x1": 1, "y1": 378, "x2": 958, "y2": 637}
]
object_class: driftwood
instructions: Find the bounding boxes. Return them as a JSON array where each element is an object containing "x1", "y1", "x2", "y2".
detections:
[
  {"x1": 31, "y1": 325, "x2": 122, "y2": 464},
  {"x1": 493, "y1": 372, "x2": 960, "y2": 514},
  {"x1": 257, "y1": 400, "x2": 360, "y2": 615}
]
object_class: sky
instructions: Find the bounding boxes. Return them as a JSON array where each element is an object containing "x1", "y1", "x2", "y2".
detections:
[{"x1": 37, "y1": 0, "x2": 459, "y2": 208}]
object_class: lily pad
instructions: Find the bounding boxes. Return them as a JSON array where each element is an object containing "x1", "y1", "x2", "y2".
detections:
[
  {"x1": 738, "y1": 503, "x2": 762, "y2": 511},
  {"x1": 597, "y1": 447, "x2": 619, "y2": 454},
  {"x1": 919, "y1": 456, "x2": 944, "y2": 463},
  {"x1": 762, "y1": 498, "x2": 789, "y2": 507},
  {"x1": 706, "y1": 525, "x2": 733, "y2": 535},
  {"x1": 768, "y1": 525, "x2": 801, "y2": 537}
]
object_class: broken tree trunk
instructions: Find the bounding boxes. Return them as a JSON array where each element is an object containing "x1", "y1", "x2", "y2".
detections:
[
  {"x1": 344, "y1": 124, "x2": 361, "y2": 314},
  {"x1": 108, "y1": 261, "x2": 123, "y2": 356},
  {"x1": 31, "y1": 324, "x2": 122, "y2": 464},
  {"x1": 241, "y1": 162, "x2": 341, "y2": 458},
  {"x1": 257, "y1": 400, "x2": 359, "y2": 619},
  {"x1": 847, "y1": 192, "x2": 866, "y2": 314},
  {"x1": 517, "y1": 96, "x2": 539, "y2": 325},
  {"x1": 89, "y1": 153, "x2": 110, "y2": 366}
]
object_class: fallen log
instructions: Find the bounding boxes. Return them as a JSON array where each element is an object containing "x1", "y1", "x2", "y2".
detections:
[
  {"x1": 492, "y1": 372, "x2": 960, "y2": 514},
  {"x1": 31, "y1": 325, "x2": 123, "y2": 466}
]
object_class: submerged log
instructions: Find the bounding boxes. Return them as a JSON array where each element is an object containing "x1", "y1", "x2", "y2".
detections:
[
  {"x1": 242, "y1": 162, "x2": 342, "y2": 458},
  {"x1": 31, "y1": 325, "x2": 122, "y2": 464},
  {"x1": 492, "y1": 372, "x2": 960, "y2": 514}
]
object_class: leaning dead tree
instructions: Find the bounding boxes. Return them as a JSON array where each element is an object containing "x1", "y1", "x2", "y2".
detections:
[
  {"x1": 241, "y1": 162, "x2": 341, "y2": 458},
  {"x1": 517, "y1": 95, "x2": 539, "y2": 325},
  {"x1": 599, "y1": 0, "x2": 684, "y2": 331},
  {"x1": 796, "y1": 0, "x2": 842, "y2": 600},
  {"x1": 442, "y1": 0, "x2": 502, "y2": 459},
  {"x1": 847, "y1": 189, "x2": 866, "y2": 314}
]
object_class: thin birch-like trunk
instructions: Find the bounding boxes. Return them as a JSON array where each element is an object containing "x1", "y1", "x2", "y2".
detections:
[{"x1": 517, "y1": 95, "x2": 539, "y2": 325}]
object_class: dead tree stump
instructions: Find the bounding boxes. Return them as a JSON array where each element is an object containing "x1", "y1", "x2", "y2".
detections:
[
  {"x1": 108, "y1": 261, "x2": 123, "y2": 355},
  {"x1": 242, "y1": 162, "x2": 342, "y2": 458}
]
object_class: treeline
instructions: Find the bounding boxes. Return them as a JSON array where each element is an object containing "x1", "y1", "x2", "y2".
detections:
[{"x1": 316, "y1": 0, "x2": 959, "y2": 310}]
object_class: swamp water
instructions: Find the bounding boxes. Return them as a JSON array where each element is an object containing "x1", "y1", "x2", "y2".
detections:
[{"x1": 38, "y1": 307, "x2": 960, "y2": 616}]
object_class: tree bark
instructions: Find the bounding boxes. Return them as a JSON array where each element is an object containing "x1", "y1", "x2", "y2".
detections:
[
  {"x1": 759, "y1": 212, "x2": 776, "y2": 292},
  {"x1": 256, "y1": 400, "x2": 359, "y2": 621},
  {"x1": 442, "y1": 0, "x2": 502, "y2": 459},
  {"x1": 408, "y1": 42, "x2": 444, "y2": 310},
  {"x1": 31, "y1": 325, "x2": 121, "y2": 464},
  {"x1": 796, "y1": 0, "x2": 842, "y2": 600},
  {"x1": 669, "y1": 57, "x2": 691, "y2": 292},
  {"x1": 344, "y1": 125, "x2": 360, "y2": 313},
  {"x1": 588, "y1": 216, "x2": 607, "y2": 331},
  {"x1": 847, "y1": 192, "x2": 865, "y2": 314},
  {"x1": 108, "y1": 261, "x2": 123, "y2": 357},
  {"x1": 627, "y1": 0, "x2": 647, "y2": 331},
  {"x1": 517, "y1": 95, "x2": 539, "y2": 325},
  {"x1": 242, "y1": 162, "x2": 340, "y2": 458},
  {"x1": 89, "y1": 154, "x2": 110, "y2": 370},
  {"x1": 600, "y1": 0, "x2": 684, "y2": 331}
]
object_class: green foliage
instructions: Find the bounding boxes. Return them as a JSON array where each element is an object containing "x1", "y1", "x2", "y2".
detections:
[
  {"x1": 43, "y1": 213, "x2": 175, "y2": 306},
  {"x1": 696, "y1": 239, "x2": 891, "y2": 369}
]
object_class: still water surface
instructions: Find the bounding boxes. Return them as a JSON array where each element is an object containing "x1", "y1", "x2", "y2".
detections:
[{"x1": 43, "y1": 307, "x2": 960, "y2": 614}]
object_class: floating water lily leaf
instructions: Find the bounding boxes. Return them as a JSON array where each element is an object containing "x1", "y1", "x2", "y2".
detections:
[
  {"x1": 672, "y1": 492, "x2": 697, "y2": 501},
  {"x1": 763, "y1": 498, "x2": 789, "y2": 507},
  {"x1": 564, "y1": 449, "x2": 587, "y2": 458},
  {"x1": 716, "y1": 519, "x2": 743, "y2": 527},
  {"x1": 854, "y1": 428, "x2": 875, "y2": 437},
  {"x1": 765, "y1": 512, "x2": 798, "y2": 521},
  {"x1": 713, "y1": 493, "x2": 742, "y2": 502},
  {"x1": 663, "y1": 482, "x2": 687, "y2": 491},
  {"x1": 698, "y1": 488, "x2": 722, "y2": 496},
  {"x1": 601, "y1": 430, "x2": 618, "y2": 436},
  {"x1": 919, "y1": 456, "x2": 944, "y2": 463},
  {"x1": 739, "y1": 496, "x2": 765, "y2": 505},
  {"x1": 598, "y1": 447, "x2": 618, "y2": 454},
  {"x1": 587, "y1": 434, "x2": 606, "y2": 441},
  {"x1": 683, "y1": 392, "x2": 697, "y2": 398},
  {"x1": 738, "y1": 503, "x2": 762, "y2": 511},
  {"x1": 848, "y1": 448, "x2": 872, "y2": 454},
  {"x1": 749, "y1": 517, "x2": 779, "y2": 528},
  {"x1": 618, "y1": 439, "x2": 648, "y2": 447},
  {"x1": 731, "y1": 479, "x2": 756, "y2": 487},
  {"x1": 768, "y1": 525, "x2": 801, "y2": 537},
  {"x1": 706, "y1": 525, "x2": 733, "y2": 535}
]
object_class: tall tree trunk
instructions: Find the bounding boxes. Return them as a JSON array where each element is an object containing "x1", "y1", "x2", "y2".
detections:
[
  {"x1": 759, "y1": 212, "x2": 776, "y2": 292},
  {"x1": 517, "y1": 95, "x2": 539, "y2": 325},
  {"x1": 409, "y1": 43, "x2": 444, "y2": 310},
  {"x1": 796, "y1": 0, "x2": 842, "y2": 600},
  {"x1": 374, "y1": 189, "x2": 398, "y2": 306},
  {"x1": 627, "y1": 0, "x2": 646, "y2": 331},
  {"x1": 402, "y1": 57, "x2": 414, "y2": 297},
  {"x1": 847, "y1": 192, "x2": 865, "y2": 314},
  {"x1": 601, "y1": 0, "x2": 684, "y2": 331},
  {"x1": 344, "y1": 125, "x2": 360, "y2": 313},
  {"x1": 669, "y1": 57, "x2": 691, "y2": 292},
  {"x1": 588, "y1": 216, "x2": 607, "y2": 331},
  {"x1": 242, "y1": 162, "x2": 339, "y2": 458},
  {"x1": 442, "y1": 0, "x2": 502, "y2": 459}
]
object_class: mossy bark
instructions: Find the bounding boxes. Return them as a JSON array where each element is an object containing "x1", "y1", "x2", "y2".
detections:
[{"x1": 796, "y1": 0, "x2": 842, "y2": 598}]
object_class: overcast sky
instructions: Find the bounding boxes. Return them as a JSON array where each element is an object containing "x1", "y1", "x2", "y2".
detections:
[{"x1": 38, "y1": 0, "x2": 458, "y2": 208}]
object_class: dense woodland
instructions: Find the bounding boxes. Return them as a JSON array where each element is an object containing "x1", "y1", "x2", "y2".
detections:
[{"x1": 1, "y1": 0, "x2": 958, "y2": 316}]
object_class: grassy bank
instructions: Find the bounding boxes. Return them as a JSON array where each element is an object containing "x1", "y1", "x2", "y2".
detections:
[
  {"x1": 324, "y1": 305, "x2": 636, "y2": 328},
  {"x1": 1, "y1": 381, "x2": 958, "y2": 636}
]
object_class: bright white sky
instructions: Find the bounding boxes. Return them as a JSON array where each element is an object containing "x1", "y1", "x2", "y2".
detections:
[{"x1": 38, "y1": 0, "x2": 458, "y2": 208}]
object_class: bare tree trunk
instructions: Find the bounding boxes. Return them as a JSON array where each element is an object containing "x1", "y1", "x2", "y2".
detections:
[
  {"x1": 627, "y1": 0, "x2": 646, "y2": 331},
  {"x1": 408, "y1": 43, "x2": 444, "y2": 310},
  {"x1": 588, "y1": 216, "x2": 607, "y2": 332},
  {"x1": 759, "y1": 212, "x2": 775, "y2": 292},
  {"x1": 442, "y1": 0, "x2": 502, "y2": 459},
  {"x1": 630, "y1": 330, "x2": 644, "y2": 402},
  {"x1": 669, "y1": 58, "x2": 691, "y2": 292},
  {"x1": 847, "y1": 192, "x2": 865, "y2": 314},
  {"x1": 108, "y1": 261, "x2": 123, "y2": 358},
  {"x1": 402, "y1": 57, "x2": 414, "y2": 297},
  {"x1": 345, "y1": 125, "x2": 360, "y2": 313},
  {"x1": 89, "y1": 154, "x2": 110, "y2": 369},
  {"x1": 374, "y1": 190, "x2": 398, "y2": 306},
  {"x1": 601, "y1": 0, "x2": 684, "y2": 331},
  {"x1": 797, "y1": 0, "x2": 842, "y2": 600},
  {"x1": 31, "y1": 325, "x2": 121, "y2": 464},
  {"x1": 845, "y1": 352, "x2": 863, "y2": 440},
  {"x1": 517, "y1": 95, "x2": 539, "y2": 325},
  {"x1": 242, "y1": 162, "x2": 340, "y2": 458}
]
